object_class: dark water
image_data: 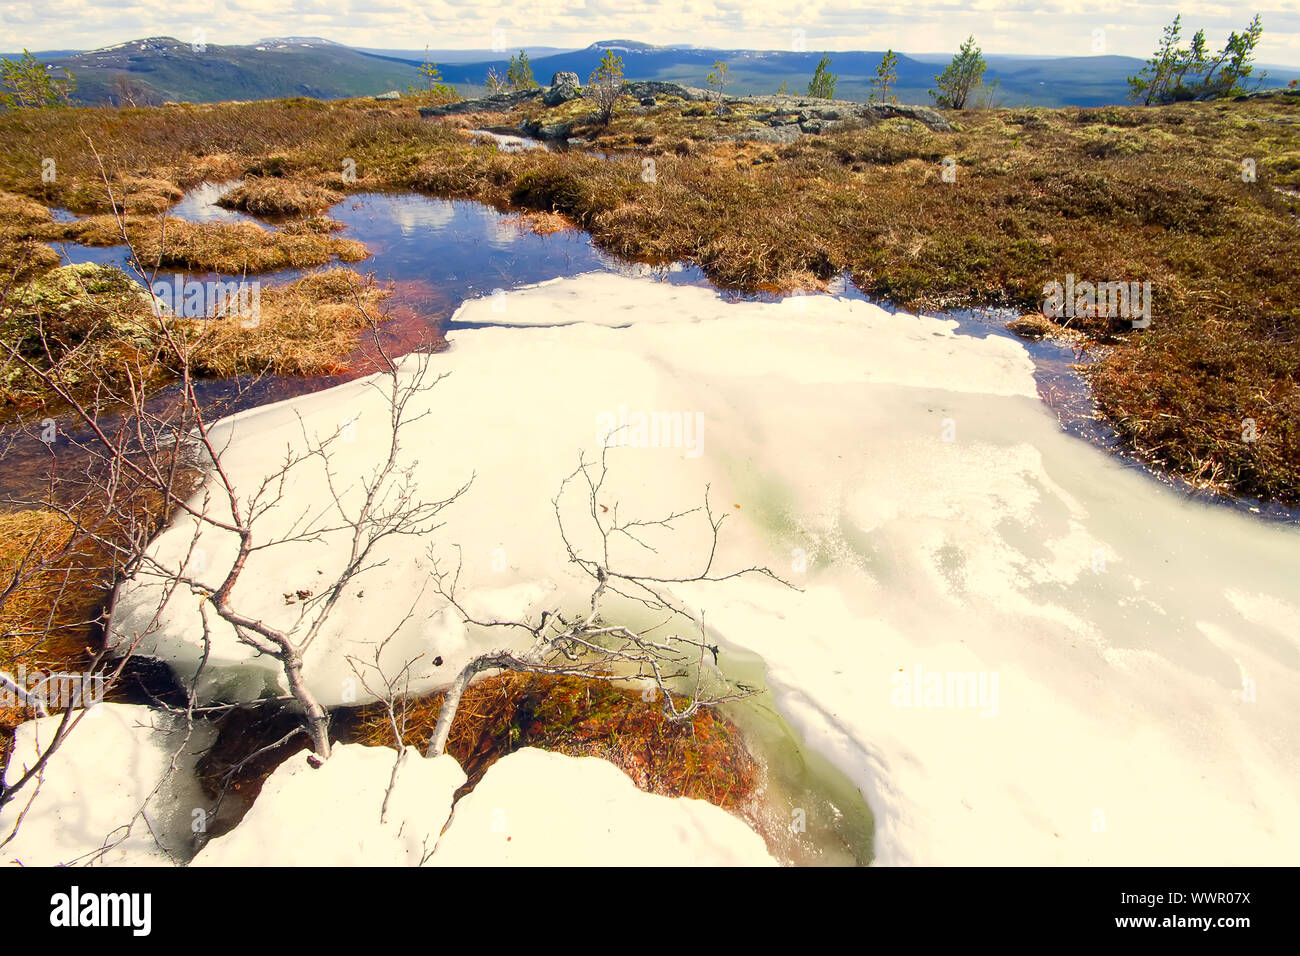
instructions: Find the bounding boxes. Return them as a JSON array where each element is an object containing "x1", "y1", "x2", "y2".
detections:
[
  {"x1": 6, "y1": 187, "x2": 708, "y2": 502},
  {"x1": 168, "y1": 181, "x2": 266, "y2": 227},
  {"x1": 55, "y1": 186, "x2": 705, "y2": 343}
]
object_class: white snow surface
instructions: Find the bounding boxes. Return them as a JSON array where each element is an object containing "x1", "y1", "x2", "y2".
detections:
[
  {"x1": 109, "y1": 272, "x2": 1300, "y2": 865},
  {"x1": 431, "y1": 747, "x2": 777, "y2": 865},
  {"x1": 193, "y1": 744, "x2": 464, "y2": 866},
  {"x1": 0, "y1": 703, "x2": 212, "y2": 866}
]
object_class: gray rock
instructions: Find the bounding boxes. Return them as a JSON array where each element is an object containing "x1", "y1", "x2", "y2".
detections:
[
  {"x1": 521, "y1": 118, "x2": 575, "y2": 141},
  {"x1": 739, "y1": 93, "x2": 953, "y2": 133},
  {"x1": 419, "y1": 83, "x2": 955, "y2": 137},
  {"x1": 374, "y1": 90, "x2": 401, "y2": 101},
  {"x1": 1232, "y1": 87, "x2": 1300, "y2": 101},
  {"x1": 418, "y1": 90, "x2": 541, "y2": 117},
  {"x1": 722, "y1": 124, "x2": 802, "y2": 144},
  {"x1": 620, "y1": 80, "x2": 715, "y2": 103},
  {"x1": 543, "y1": 72, "x2": 582, "y2": 106}
]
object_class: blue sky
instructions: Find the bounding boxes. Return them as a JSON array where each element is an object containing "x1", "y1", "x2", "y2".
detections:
[{"x1": 2, "y1": 1, "x2": 1296, "y2": 65}]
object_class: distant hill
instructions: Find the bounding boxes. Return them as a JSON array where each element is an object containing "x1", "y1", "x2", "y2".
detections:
[
  {"x1": 20, "y1": 37, "x2": 1300, "y2": 108},
  {"x1": 355, "y1": 46, "x2": 578, "y2": 64},
  {"x1": 49, "y1": 37, "x2": 423, "y2": 104}
]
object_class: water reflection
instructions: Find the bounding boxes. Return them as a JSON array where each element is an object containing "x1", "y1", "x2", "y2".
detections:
[{"x1": 167, "y1": 181, "x2": 265, "y2": 227}]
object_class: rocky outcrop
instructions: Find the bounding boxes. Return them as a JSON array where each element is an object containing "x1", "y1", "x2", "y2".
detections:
[
  {"x1": 1231, "y1": 87, "x2": 1300, "y2": 102},
  {"x1": 374, "y1": 90, "x2": 401, "y2": 101},
  {"x1": 732, "y1": 94, "x2": 953, "y2": 135},
  {"x1": 418, "y1": 89, "x2": 541, "y2": 117},
  {"x1": 619, "y1": 80, "x2": 715, "y2": 103},
  {"x1": 419, "y1": 82, "x2": 955, "y2": 137}
]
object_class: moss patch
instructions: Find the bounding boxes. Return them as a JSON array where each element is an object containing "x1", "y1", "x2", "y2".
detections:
[{"x1": 344, "y1": 671, "x2": 759, "y2": 808}]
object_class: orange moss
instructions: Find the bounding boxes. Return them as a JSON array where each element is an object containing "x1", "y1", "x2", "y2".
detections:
[{"x1": 343, "y1": 671, "x2": 759, "y2": 809}]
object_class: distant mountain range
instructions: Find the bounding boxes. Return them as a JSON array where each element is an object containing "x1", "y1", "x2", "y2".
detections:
[
  {"x1": 27, "y1": 37, "x2": 419, "y2": 104},
  {"x1": 13, "y1": 37, "x2": 1300, "y2": 109}
]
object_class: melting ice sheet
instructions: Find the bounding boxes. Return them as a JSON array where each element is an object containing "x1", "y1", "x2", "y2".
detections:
[{"x1": 111, "y1": 272, "x2": 1300, "y2": 865}]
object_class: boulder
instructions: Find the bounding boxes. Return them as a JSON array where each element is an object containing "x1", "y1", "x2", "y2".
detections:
[
  {"x1": 374, "y1": 90, "x2": 401, "y2": 101},
  {"x1": 543, "y1": 71, "x2": 582, "y2": 106},
  {"x1": 520, "y1": 117, "x2": 576, "y2": 141},
  {"x1": 621, "y1": 80, "x2": 714, "y2": 103}
]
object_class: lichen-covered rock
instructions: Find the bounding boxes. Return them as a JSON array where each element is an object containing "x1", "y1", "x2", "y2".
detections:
[
  {"x1": 0, "y1": 262, "x2": 159, "y2": 401},
  {"x1": 418, "y1": 89, "x2": 541, "y2": 117},
  {"x1": 727, "y1": 124, "x2": 803, "y2": 144},
  {"x1": 543, "y1": 72, "x2": 581, "y2": 106},
  {"x1": 740, "y1": 94, "x2": 953, "y2": 133},
  {"x1": 520, "y1": 118, "x2": 575, "y2": 141}
]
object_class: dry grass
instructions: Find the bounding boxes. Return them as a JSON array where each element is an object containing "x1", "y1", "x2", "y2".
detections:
[
  {"x1": 0, "y1": 510, "x2": 77, "y2": 766},
  {"x1": 0, "y1": 191, "x2": 61, "y2": 282},
  {"x1": 184, "y1": 267, "x2": 392, "y2": 377},
  {"x1": 216, "y1": 178, "x2": 345, "y2": 217},
  {"x1": 0, "y1": 508, "x2": 111, "y2": 740},
  {"x1": 1005, "y1": 312, "x2": 1065, "y2": 340},
  {"x1": 113, "y1": 176, "x2": 184, "y2": 215},
  {"x1": 27, "y1": 215, "x2": 368, "y2": 274},
  {"x1": 0, "y1": 189, "x2": 55, "y2": 226},
  {"x1": 0, "y1": 510, "x2": 80, "y2": 661},
  {"x1": 501, "y1": 209, "x2": 576, "y2": 235},
  {"x1": 0, "y1": 238, "x2": 60, "y2": 283}
]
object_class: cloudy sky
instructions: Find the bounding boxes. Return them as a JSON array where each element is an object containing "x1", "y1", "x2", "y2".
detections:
[{"x1": 3, "y1": 0, "x2": 1298, "y2": 64}]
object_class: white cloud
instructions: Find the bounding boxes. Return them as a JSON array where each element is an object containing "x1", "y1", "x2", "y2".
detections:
[{"x1": 0, "y1": 0, "x2": 1296, "y2": 65}]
